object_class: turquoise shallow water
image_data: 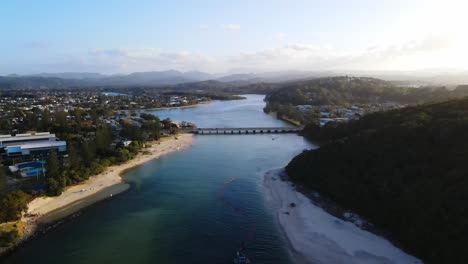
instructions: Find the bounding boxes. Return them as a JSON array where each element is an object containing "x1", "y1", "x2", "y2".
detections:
[{"x1": 2, "y1": 95, "x2": 314, "y2": 264}]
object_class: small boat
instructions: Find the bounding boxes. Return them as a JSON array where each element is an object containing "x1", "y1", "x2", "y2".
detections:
[{"x1": 233, "y1": 251, "x2": 251, "y2": 264}]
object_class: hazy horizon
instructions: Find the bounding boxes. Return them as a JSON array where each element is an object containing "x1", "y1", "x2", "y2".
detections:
[{"x1": 2, "y1": 0, "x2": 468, "y2": 75}]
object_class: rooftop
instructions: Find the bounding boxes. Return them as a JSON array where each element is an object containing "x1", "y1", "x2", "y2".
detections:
[
  {"x1": 0, "y1": 132, "x2": 56, "y2": 144},
  {"x1": 6, "y1": 141, "x2": 66, "y2": 150}
]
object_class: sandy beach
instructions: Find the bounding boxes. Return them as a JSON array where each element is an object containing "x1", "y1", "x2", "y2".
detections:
[
  {"x1": 1, "y1": 134, "x2": 193, "y2": 256},
  {"x1": 0, "y1": 134, "x2": 194, "y2": 257},
  {"x1": 27, "y1": 133, "x2": 193, "y2": 217},
  {"x1": 264, "y1": 169, "x2": 422, "y2": 264}
]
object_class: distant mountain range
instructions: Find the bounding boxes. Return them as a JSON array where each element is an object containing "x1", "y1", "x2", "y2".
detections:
[
  {"x1": 1, "y1": 69, "x2": 467, "y2": 89},
  {"x1": 1, "y1": 70, "x2": 320, "y2": 89},
  {"x1": 14, "y1": 70, "x2": 329, "y2": 84},
  {"x1": 14, "y1": 70, "x2": 214, "y2": 85}
]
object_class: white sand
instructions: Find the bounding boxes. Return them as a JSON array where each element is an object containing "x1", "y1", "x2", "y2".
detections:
[
  {"x1": 27, "y1": 134, "x2": 193, "y2": 216},
  {"x1": 0, "y1": 135, "x2": 193, "y2": 256},
  {"x1": 264, "y1": 169, "x2": 423, "y2": 264}
]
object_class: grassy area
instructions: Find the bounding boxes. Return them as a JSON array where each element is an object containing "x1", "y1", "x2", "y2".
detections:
[
  {"x1": 279, "y1": 116, "x2": 303, "y2": 126},
  {"x1": 266, "y1": 111, "x2": 303, "y2": 126},
  {"x1": 0, "y1": 221, "x2": 25, "y2": 247}
]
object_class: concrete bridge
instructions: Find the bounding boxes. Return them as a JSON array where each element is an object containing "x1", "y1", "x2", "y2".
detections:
[{"x1": 191, "y1": 127, "x2": 303, "y2": 135}]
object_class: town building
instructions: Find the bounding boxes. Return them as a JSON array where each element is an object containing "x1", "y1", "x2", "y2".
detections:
[{"x1": 0, "y1": 132, "x2": 67, "y2": 158}]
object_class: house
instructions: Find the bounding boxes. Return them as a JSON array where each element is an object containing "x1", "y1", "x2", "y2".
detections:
[
  {"x1": 296, "y1": 105, "x2": 313, "y2": 113},
  {"x1": 319, "y1": 118, "x2": 334, "y2": 127}
]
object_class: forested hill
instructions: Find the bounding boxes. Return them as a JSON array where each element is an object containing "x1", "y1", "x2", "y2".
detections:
[
  {"x1": 286, "y1": 97, "x2": 468, "y2": 263},
  {"x1": 0, "y1": 76, "x2": 82, "y2": 90},
  {"x1": 266, "y1": 76, "x2": 462, "y2": 105}
]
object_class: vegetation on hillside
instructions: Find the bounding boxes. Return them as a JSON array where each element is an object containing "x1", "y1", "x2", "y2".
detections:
[
  {"x1": 40, "y1": 110, "x2": 163, "y2": 196},
  {"x1": 0, "y1": 190, "x2": 31, "y2": 246},
  {"x1": 0, "y1": 221, "x2": 26, "y2": 247},
  {"x1": 266, "y1": 76, "x2": 458, "y2": 105},
  {"x1": 0, "y1": 191, "x2": 31, "y2": 223},
  {"x1": 286, "y1": 97, "x2": 468, "y2": 263},
  {"x1": 264, "y1": 76, "x2": 468, "y2": 124}
]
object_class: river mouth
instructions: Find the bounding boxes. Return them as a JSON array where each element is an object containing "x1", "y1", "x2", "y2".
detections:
[
  {"x1": 7, "y1": 94, "x2": 421, "y2": 263},
  {"x1": 2, "y1": 95, "x2": 314, "y2": 264}
]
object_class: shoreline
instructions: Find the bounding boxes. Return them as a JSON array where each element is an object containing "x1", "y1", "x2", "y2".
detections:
[
  {"x1": 116, "y1": 100, "x2": 211, "y2": 112},
  {"x1": 266, "y1": 111, "x2": 302, "y2": 127},
  {"x1": 137, "y1": 100, "x2": 211, "y2": 111},
  {"x1": 0, "y1": 134, "x2": 193, "y2": 257},
  {"x1": 263, "y1": 169, "x2": 422, "y2": 264}
]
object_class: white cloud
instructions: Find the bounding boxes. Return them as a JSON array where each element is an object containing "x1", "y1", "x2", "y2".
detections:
[
  {"x1": 45, "y1": 48, "x2": 218, "y2": 74},
  {"x1": 274, "y1": 32, "x2": 287, "y2": 41},
  {"x1": 87, "y1": 48, "x2": 218, "y2": 73},
  {"x1": 198, "y1": 24, "x2": 209, "y2": 30},
  {"x1": 222, "y1": 24, "x2": 241, "y2": 32},
  {"x1": 226, "y1": 33, "x2": 466, "y2": 72},
  {"x1": 14, "y1": 33, "x2": 468, "y2": 74}
]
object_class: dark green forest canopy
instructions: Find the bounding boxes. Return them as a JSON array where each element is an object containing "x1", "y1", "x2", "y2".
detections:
[
  {"x1": 266, "y1": 76, "x2": 466, "y2": 105},
  {"x1": 286, "y1": 97, "x2": 468, "y2": 263}
]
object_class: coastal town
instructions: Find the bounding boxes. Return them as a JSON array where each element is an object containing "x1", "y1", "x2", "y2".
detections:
[
  {"x1": 0, "y1": 91, "x2": 201, "y2": 184},
  {"x1": 0, "y1": 90, "x2": 210, "y2": 114},
  {"x1": 0, "y1": 90, "x2": 203, "y2": 250},
  {"x1": 295, "y1": 102, "x2": 405, "y2": 126}
]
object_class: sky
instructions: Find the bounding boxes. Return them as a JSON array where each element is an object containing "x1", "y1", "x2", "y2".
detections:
[{"x1": 1, "y1": 0, "x2": 467, "y2": 75}]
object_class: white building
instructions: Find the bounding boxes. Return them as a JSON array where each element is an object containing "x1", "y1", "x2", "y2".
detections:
[{"x1": 0, "y1": 132, "x2": 66, "y2": 157}]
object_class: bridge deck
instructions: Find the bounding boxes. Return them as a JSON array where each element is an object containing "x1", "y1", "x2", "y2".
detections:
[{"x1": 191, "y1": 127, "x2": 303, "y2": 135}]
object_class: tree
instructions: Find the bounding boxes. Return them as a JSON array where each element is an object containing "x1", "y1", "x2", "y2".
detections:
[
  {"x1": 45, "y1": 149, "x2": 64, "y2": 196},
  {"x1": 141, "y1": 116, "x2": 161, "y2": 140},
  {"x1": 55, "y1": 110, "x2": 68, "y2": 128},
  {"x1": 0, "y1": 191, "x2": 31, "y2": 223},
  {"x1": 40, "y1": 109, "x2": 51, "y2": 131},
  {"x1": 120, "y1": 120, "x2": 143, "y2": 141},
  {"x1": 95, "y1": 126, "x2": 113, "y2": 156},
  {"x1": 46, "y1": 149, "x2": 60, "y2": 180},
  {"x1": 80, "y1": 141, "x2": 96, "y2": 166},
  {"x1": 161, "y1": 118, "x2": 172, "y2": 129},
  {"x1": 67, "y1": 143, "x2": 81, "y2": 170},
  {"x1": 286, "y1": 97, "x2": 468, "y2": 263},
  {"x1": 0, "y1": 164, "x2": 6, "y2": 193},
  {"x1": 70, "y1": 108, "x2": 83, "y2": 133}
]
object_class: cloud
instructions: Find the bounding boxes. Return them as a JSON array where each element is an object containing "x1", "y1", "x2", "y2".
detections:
[
  {"x1": 22, "y1": 41, "x2": 52, "y2": 49},
  {"x1": 226, "y1": 34, "x2": 462, "y2": 72},
  {"x1": 227, "y1": 44, "x2": 347, "y2": 72},
  {"x1": 274, "y1": 32, "x2": 287, "y2": 41},
  {"x1": 198, "y1": 24, "x2": 209, "y2": 30},
  {"x1": 73, "y1": 48, "x2": 218, "y2": 73},
  {"x1": 284, "y1": 43, "x2": 322, "y2": 52},
  {"x1": 222, "y1": 24, "x2": 241, "y2": 32},
  {"x1": 366, "y1": 35, "x2": 454, "y2": 59},
  {"x1": 10, "y1": 34, "x2": 466, "y2": 74}
]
